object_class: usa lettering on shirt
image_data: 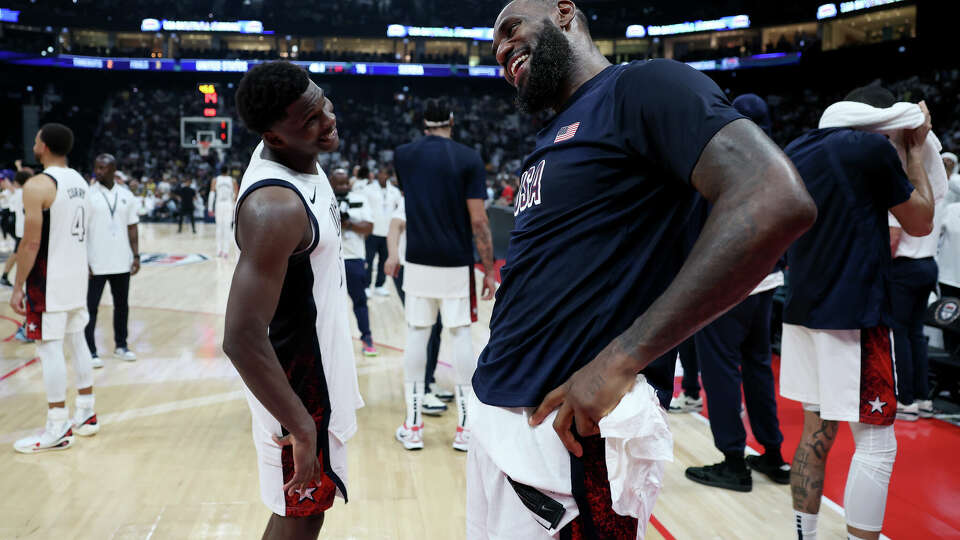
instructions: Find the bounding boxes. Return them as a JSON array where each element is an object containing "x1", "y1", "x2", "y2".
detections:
[{"x1": 515, "y1": 159, "x2": 545, "y2": 216}]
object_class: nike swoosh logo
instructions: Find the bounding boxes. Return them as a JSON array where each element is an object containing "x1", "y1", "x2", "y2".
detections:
[{"x1": 310, "y1": 187, "x2": 316, "y2": 204}]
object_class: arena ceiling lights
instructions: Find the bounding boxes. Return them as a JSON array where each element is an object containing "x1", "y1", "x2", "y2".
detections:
[{"x1": 140, "y1": 18, "x2": 268, "y2": 34}]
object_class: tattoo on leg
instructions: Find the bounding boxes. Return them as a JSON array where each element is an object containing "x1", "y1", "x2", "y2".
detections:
[
  {"x1": 790, "y1": 418, "x2": 838, "y2": 513},
  {"x1": 809, "y1": 421, "x2": 839, "y2": 460}
]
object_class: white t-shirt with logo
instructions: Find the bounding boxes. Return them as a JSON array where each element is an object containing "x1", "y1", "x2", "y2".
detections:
[{"x1": 87, "y1": 182, "x2": 139, "y2": 275}]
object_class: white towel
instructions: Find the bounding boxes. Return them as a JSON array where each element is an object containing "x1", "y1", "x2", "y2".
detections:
[
  {"x1": 597, "y1": 376, "x2": 674, "y2": 538},
  {"x1": 819, "y1": 101, "x2": 946, "y2": 199},
  {"x1": 820, "y1": 101, "x2": 948, "y2": 259},
  {"x1": 470, "y1": 375, "x2": 673, "y2": 539}
]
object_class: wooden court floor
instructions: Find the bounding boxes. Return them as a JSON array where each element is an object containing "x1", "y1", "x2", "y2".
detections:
[{"x1": 0, "y1": 223, "x2": 850, "y2": 539}]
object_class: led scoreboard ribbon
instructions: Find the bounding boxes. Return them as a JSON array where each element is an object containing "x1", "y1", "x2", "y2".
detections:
[{"x1": 0, "y1": 51, "x2": 800, "y2": 75}]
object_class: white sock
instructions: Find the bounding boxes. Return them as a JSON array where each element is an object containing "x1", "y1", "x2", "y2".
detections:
[
  {"x1": 795, "y1": 510, "x2": 818, "y2": 540},
  {"x1": 76, "y1": 394, "x2": 95, "y2": 412},
  {"x1": 47, "y1": 406, "x2": 68, "y2": 426},
  {"x1": 404, "y1": 381, "x2": 423, "y2": 428},
  {"x1": 848, "y1": 534, "x2": 868, "y2": 540},
  {"x1": 455, "y1": 384, "x2": 471, "y2": 429}
]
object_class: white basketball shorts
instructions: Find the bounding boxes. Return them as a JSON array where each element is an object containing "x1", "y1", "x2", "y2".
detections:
[
  {"x1": 242, "y1": 384, "x2": 349, "y2": 517},
  {"x1": 780, "y1": 324, "x2": 897, "y2": 426},
  {"x1": 26, "y1": 307, "x2": 89, "y2": 342}
]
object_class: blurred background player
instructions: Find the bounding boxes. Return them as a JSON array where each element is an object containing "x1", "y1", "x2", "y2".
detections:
[
  {"x1": 386, "y1": 196, "x2": 452, "y2": 416},
  {"x1": 85, "y1": 153, "x2": 140, "y2": 365},
  {"x1": 683, "y1": 94, "x2": 790, "y2": 492},
  {"x1": 209, "y1": 166, "x2": 239, "y2": 258},
  {"x1": 224, "y1": 61, "x2": 362, "y2": 540},
  {"x1": 889, "y1": 134, "x2": 947, "y2": 420},
  {"x1": 392, "y1": 97, "x2": 495, "y2": 451},
  {"x1": 2, "y1": 163, "x2": 31, "y2": 288},
  {"x1": 4, "y1": 168, "x2": 34, "y2": 343},
  {"x1": 362, "y1": 166, "x2": 401, "y2": 298},
  {"x1": 781, "y1": 87, "x2": 935, "y2": 540},
  {"x1": 11, "y1": 123, "x2": 99, "y2": 453},
  {"x1": 174, "y1": 177, "x2": 197, "y2": 234},
  {"x1": 329, "y1": 167, "x2": 378, "y2": 356}
]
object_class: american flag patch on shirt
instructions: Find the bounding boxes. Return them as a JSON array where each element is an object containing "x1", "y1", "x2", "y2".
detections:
[{"x1": 554, "y1": 122, "x2": 580, "y2": 143}]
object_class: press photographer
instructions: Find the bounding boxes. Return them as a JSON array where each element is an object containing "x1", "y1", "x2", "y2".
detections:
[{"x1": 329, "y1": 168, "x2": 379, "y2": 357}]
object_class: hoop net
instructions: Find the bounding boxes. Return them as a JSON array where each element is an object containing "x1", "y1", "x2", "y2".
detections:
[{"x1": 198, "y1": 141, "x2": 212, "y2": 157}]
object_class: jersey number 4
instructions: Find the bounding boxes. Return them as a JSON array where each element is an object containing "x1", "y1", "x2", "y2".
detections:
[{"x1": 71, "y1": 207, "x2": 86, "y2": 242}]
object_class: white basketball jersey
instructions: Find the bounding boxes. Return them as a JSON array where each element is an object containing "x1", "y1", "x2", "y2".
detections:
[
  {"x1": 214, "y1": 175, "x2": 235, "y2": 205},
  {"x1": 236, "y1": 142, "x2": 363, "y2": 443},
  {"x1": 27, "y1": 166, "x2": 89, "y2": 312}
]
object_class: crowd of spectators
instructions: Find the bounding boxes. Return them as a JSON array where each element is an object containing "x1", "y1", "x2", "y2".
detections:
[{"x1": 3, "y1": 62, "x2": 958, "y2": 221}]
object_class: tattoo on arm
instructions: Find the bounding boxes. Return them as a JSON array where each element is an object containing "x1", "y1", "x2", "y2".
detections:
[{"x1": 473, "y1": 221, "x2": 494, "y2": 271}]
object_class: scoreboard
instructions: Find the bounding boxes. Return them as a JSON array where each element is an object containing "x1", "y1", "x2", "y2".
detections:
[{"x1": 198, "y1": 83, "x2": 219, "y2": 117}]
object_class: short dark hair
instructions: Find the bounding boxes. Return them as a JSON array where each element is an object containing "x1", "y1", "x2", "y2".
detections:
[
  {"x1": 845, "y1": 82, "x2": 896, "y2": 108},
  {"x1": 235, "y1": 61, "x2": 310, "y2": 134},
  {"x1": 357, "y1": 166, "x2": 370, "y2": 178},
  {"x1": 423, "y1": 98, "x2": 452, "y2": 126},
  {"x1": 39, "y1": 123, "x2": 74, "y2": 156},
  {"x1": 13, "y1": 170, "x2": 31, "y2": 185}
]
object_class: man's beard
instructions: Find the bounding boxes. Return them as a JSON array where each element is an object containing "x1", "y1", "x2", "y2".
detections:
[{"x1": 516, "y1": 21, "x2": 574, "y2": 114}]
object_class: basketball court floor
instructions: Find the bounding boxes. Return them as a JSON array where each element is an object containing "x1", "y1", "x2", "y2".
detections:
[{"x1": 0, "y1": 223, "x2": 955, "y2": 539}]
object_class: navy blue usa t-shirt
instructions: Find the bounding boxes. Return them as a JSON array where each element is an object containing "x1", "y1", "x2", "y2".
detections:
[
  {"x1": 394, "y1": 135, "x2": 487, "y2": 267},
  {"x1": 784, "y1": 128, "x2": 913, "y2": 330},
  {"x1": 473, "y1": 59, "x2": 744, "y2": 407}
]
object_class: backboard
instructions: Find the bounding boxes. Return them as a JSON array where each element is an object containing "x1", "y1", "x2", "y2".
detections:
[{"x1": 180, "y1": 116, "x2": 232, "y2": 149}]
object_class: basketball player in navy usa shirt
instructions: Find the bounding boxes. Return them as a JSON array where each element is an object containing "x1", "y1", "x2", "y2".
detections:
[{"x1": 467, "y1": 1, "x2": 818, "y2": 538}]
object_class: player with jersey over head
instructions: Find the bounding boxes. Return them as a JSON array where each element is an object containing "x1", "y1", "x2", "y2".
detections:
[
  {"x1": 466, "y1": 2, "x2": 818, "y2": 537},
  {"x1": 11, "y1": 123, "x2": 99, "y2": 453},
  {"x1": 392, "y1": 98, "x2": 496, "y2": 451},
  {"x1": 224, "y1": 61, "x2": 363, "y2": 540},
  {"x1": 209, "y1": 166, "x2": 239, "y2": 258}
]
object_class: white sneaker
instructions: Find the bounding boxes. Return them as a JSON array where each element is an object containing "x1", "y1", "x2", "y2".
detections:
[
  {"x1": 395, "y1": 423, "x2": 424, "y2": 450},
  {"x1": 91, "y1": 355, "x2": 104, "y2": 369},
  {"x1": 668, "y1": 394, "x2": 703, "y2": 413},
  {"x1": 375, "y1": 286, "x2": 391, "y2": 297},
  {"x1": 896, "y1": 401, "x2": 919, "y2": 421},
  {"x1": 429, "y1": 384, "x2": 454, "y2": 402},
  {"x1": 422, "y1": 393, "x2": 448, "y2": 416},
  {"x1": 72, "y1": 409, "x2": 99, "y2": 436},
  {"x1": 918, "y1": 400, "x2": 935, "y2": 418},
  {"x1": 14, "y1": 413, "x2": 74, "y2": 454},
  {"x1": 452, "y1": 426, "x2": 470, "y2": 452},
  {"x1": 365, "y1": 288, "x2": 374, "y2": 298},
  {"x1": 115, "y1": 347, "x2": 137, "y2": 361}
]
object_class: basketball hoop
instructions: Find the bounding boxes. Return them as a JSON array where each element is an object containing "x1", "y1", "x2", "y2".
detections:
[{"x1": 198, "y1": 141, "x2": 212, "y2": 157}]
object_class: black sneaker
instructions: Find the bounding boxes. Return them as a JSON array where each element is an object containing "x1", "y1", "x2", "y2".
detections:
[
  {"x1": 685, "y1": 461, "x2": 752, "y2": 492},
  {"x1": 0, "y1": 276, "x2": 11, "y2": 287},
  {"x1": 746, "y1": 454, "x2": 791, "y2": 484}
]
